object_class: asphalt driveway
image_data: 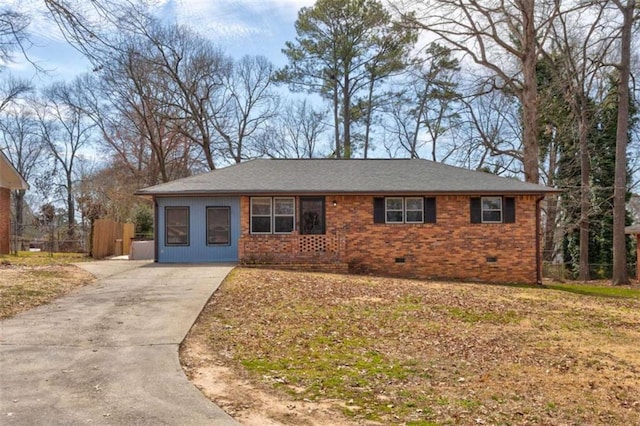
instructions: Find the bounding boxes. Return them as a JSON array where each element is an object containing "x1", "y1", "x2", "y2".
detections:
[{"x1": 0, "y1": 260, "x2": 238, "y2": 425}]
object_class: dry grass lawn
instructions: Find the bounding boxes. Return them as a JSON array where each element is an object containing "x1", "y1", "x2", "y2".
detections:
[
  {"x1": 0, "y1": 252, "x2": 94, "y2": 319},
  {"x1": 181, "y1": 268, "x2": 640, "y2": 426}
]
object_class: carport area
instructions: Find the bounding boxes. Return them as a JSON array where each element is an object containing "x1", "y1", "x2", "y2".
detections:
[{"x1": 0, "y1": 260, "x2": 238, "y2": 425}]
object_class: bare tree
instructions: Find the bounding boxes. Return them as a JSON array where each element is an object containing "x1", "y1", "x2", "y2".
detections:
[
  {"x1": 36, "y1": 78, "x2": 96, "y2": 239},
  {"x1": 212, "y1": 55, "x2": 279, "y2": 163},
  {"x1": 0, "y1": 102, "x2": 45, "y2": 242},
  {"x1": 611, "y1": 0, "x2": 636, "y2": 285},
  {"x1": 43, "y1": 0, "x2": 143, "y2": 67},
  {"x1": 546, "y1": 2, "x2": 619, "y2": 280},
  {"x1": 398, "y1": 0, "x2": 560, "y2": 183},
  {"x1": 46, "y1": 2, "x2": 271, "y2": 170},
  {"x1": 88, "y1": 40, "x2": 197, "y2": 184},
  {"x1": 0, "y1": 7, "x2": 31, "y2": 67},
  {"x1": 259, "y1": 99, "x2": 329, "y2": 159},
  {"x1": 456, "y1": 86, "x2": 524, "y2": 176},
  {"x1": 0, "y1": 76, "x2": 31, "y2": 114},
  {"x1": 382, "y1": 43, "x2": 461, "y2": 160},
  {"x1": 133, "y1": 22, "x2": 232, "y2": 170}
]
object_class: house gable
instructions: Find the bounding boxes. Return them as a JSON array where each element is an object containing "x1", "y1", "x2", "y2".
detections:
[{"x1": 0, "y1": 151, "x2": 29, "y2": 191}]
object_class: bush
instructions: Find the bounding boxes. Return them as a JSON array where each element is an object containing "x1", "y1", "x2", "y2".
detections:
[{"x1": 134, "y1": 205, "x2": 154, "y2": 239}]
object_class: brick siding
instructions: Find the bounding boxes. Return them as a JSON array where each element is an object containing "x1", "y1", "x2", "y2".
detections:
[
  {"x1": 0, "y1": 187, "x2": 10, "y2": 254},
  {"x1": 238, "y1": 194, "x2": 540, "y2": 284}
]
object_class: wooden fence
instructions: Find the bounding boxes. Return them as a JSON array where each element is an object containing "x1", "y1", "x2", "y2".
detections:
[{"x1": 92, "y1": 219, "x2": 135, "y2": 259}]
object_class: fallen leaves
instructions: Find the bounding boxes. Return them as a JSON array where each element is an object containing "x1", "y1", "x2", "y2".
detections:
[
  {"x1": 184, "y1": 268, "x2": 640, "y2": 425},
  {"x1": 0, "y1": 263, "x2": 95, "y2": 318}
]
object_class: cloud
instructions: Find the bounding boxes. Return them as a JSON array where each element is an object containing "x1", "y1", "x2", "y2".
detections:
[
  {"x1": 8, "y1": 0, "x2": 315, "y2": 81},
  {"x1": 153, "y1": 0, "x2": 314, "y2": 41},
  {"x1": 13, "y1": 0, "x2": 313, "y2": 46},
  {"x1": 11, "y1": 0, "x2": 68, "y2": 43}
]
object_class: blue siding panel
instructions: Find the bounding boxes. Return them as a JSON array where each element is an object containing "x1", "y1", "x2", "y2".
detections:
[{"x1": 157, "y1": 197, "x2": 240, "y2": 263}]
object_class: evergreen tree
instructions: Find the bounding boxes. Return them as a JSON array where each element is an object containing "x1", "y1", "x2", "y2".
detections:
[
  {"x1": 561, "y1": 78, "x2": 637, "y2": 278},
  {"x1": 275, "y1": 0, "x2": 416, "y2": 158}
]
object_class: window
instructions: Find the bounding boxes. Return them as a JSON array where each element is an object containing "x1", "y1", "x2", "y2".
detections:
[
  {"x1": 374, "y1": 197, "x2": 436, "y2": 224},
  {"x1": 251, "y1": 197, "x2": 272, "y2": 233},
  {"x1": 165, "y1": 206, "x2": 189, "y2": 246},
  {"x1": 250, "y1": 197, "x2": 295, "y2": 234},
  {"x1": 482, "y1": 197, "x2": 502, "y2": 223},
  {"x1": 405, "y1": 197, "x2": 424, "y2": 223},
  {"x1": 470, "y1": 197, "x2": 516, "y2": 224},
  {"x1": 300, "y1": 197, "x2": 325, "y2": 234},
  {"x1": 207, "y1": 207, "x2": 230, "y2": 245},
  {"x1": 386, "y1": 197, "x2": 404, "y2": 223},
  {"x1": 274, "y1": 197, "x2": 295, "y2": 234},
  {"x1": 385, "y1": 197, "x2": 424, "y2": 223}
]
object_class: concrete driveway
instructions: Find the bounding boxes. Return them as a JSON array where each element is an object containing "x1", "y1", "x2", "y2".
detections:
[{"x1": 0, "y1": 260, "x2": 239, "y2": 425}]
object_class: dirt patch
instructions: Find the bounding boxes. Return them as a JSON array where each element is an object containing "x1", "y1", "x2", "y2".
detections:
[
  {"x1": 0, "y1": 263, "x2": 95, "y2": 318},
  {"x1": 181, "y1": 268, "x2": 640, "y2": 425},
  {"x1": 181, "y1": 335, "x2": 355, "y2": 426}
]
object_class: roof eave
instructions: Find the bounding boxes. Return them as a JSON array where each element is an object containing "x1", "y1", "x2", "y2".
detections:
[{"x1": 135, "y1": 189, "x2": 559, "y2": 197}]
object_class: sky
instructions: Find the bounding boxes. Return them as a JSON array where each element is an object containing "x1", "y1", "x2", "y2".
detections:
[
  {"x1": 7, "y1": 0, "x2": 314, "y2": 84},
  {"x1": 4, "y1": 0, "x2": 639, "y2": 188}
]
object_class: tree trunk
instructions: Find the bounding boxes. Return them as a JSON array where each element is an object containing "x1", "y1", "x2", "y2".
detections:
[
  {"x1": 332, "y1": 77, "x2": 341, "y2": 158},
  {"x1": 412, "y1": 91, "x2": 428, "y2": 159},
  {"x1": 543, "y1": 140, "x2": 558, "y2": 262},
  {"x1": 520, "y1": 0, "x2": 539, "y2": 184},
  {"x1": 13, "y1": 190, "x2": 25, "y2": 239},
  {"x1": 67, "y1": 174, "x2": 76, "y2": 240},
  {"x1": 202, "y1": 136, "x2": 216, "y2": 170},
  {"x1": 363, "y1": 77, "x2": 375, "y2": 159},
  {"x1": 578, "y1": 107, "x2": 591, "y2": 281},
  {"x1": 342, "y1": 72, "x2": 351, "y2": 158},
  {"x1": 611, "y1": 0, "x2": 634, "y2": 285}
]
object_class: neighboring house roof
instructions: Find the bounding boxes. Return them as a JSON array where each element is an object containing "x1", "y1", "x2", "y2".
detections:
[
  {"x1": 0, "y1": 150, "x2": 29, "y2": 190},
  {"x1": 626, "y1": 225, "x2": 640, "y2": 235},
  {"x1": 135, "y1": 158, "x2": 557, "y2": 197}
]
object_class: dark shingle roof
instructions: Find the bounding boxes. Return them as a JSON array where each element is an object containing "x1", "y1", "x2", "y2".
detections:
[{"x1": 135, "y1": 159, "x2": 556, "y2": 196}]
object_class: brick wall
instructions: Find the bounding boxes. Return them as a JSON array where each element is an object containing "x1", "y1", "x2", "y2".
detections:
[
  {"x1": 238, "y1": 194, "x2": 540, "y2": 284},
  {"x1": 0, "y1": 187, "x2": 10, "y2": 254}
]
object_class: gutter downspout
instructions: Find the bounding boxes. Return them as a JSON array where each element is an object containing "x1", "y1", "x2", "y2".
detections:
[
  {"x1": 536, "y1": 195, "x2": 545, "y2": 285},
  {"x1": 154, "y1": 198, "x2": 159, "y2": 263}
]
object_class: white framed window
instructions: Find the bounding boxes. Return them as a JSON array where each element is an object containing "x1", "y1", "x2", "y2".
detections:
[
  {"x1": 250, "y1": 197, "x2": 272, "y2": 234},
  {"x1": 250, "y1": 197, "x2": 295, "y2": 234},
  {"x1": 405, "y1": 197, "x2": 424, "y2": 223},
  {"x1": 385, "y1": 197, "x2": 404, "y2": 223},
  {"x1": 274, "y1": 197, "x2": 295, "y2": 234},
  {"x1": 482, "y1": 197, "x2": 502, "y2": 223},
  {"x1": 385, "y1": 197, "x2": 424, "y2": 224}
]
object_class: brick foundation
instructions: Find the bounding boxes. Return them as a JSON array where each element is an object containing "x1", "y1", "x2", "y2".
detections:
[
  {"x1": 238, "y1": 194, "x2": 540, "y2": 284},
  {"x1": 241, "y1": 263, "x2": 350, "y2": 274}
]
